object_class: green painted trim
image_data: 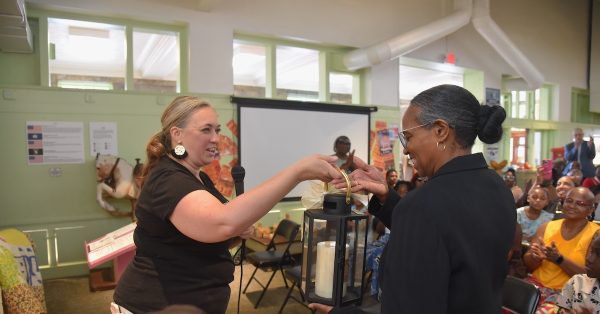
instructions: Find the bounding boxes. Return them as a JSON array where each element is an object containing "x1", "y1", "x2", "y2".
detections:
[
  {"x1": 266, "y1": 44, "x2": 276, "y2": 98},
  {"x1": 38, "y1": 15, "x2": 50, "y2": 87},
  {"x1": 526, "y1": 128, "x2": 535, "y2": 165},
  {"x1": 234, "y1": 33, "x2": 352, "y2": 54},
  {"x1": 179, "y1": 27, "x2": 189, "y2": 92},
  {"x1": 28, "y1": 7, "x2": 186, "y2": 31},
  {"x1": 125, "y1": 26, "x2": 134, "y2": 90},
  {"x1": 463, "y1": 69, "x2": 484, "y2": 102},
  {"x1": 352, "y1": 72, "x2": 361, "y2": 104},
  {"x1": 502, "y1": 127, "x2": 511, "y2": 162},
  {"x1": 319, "y1": 51, "x2": 329, "y2": 102}
]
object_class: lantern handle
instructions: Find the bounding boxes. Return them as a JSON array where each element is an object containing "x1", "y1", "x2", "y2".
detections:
[{"x1": 323, "y1": 167, "x2": 352, "y2": 205}]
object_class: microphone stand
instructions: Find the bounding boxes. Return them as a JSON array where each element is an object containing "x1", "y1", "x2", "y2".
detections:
[{"x1": 231, "y1": 166, "x2": 246, "y2": 314}]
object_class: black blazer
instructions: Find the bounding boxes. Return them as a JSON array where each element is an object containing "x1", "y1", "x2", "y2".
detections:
[{"x1": 370, "y1": 153, "x2": 516, "y2": 314}]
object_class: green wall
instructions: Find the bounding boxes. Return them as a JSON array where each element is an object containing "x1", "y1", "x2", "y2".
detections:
[
  {"x1": 0, "y1": 87, "x2": 237, "y2": 278},
  {"x1": 0, "y1": 86, "x2": 387, "y2": 278}
]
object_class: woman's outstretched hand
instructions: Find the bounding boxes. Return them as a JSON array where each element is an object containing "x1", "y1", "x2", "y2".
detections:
[{"x1": 296, "y1": 154, "x2": 342, "y2": 183}]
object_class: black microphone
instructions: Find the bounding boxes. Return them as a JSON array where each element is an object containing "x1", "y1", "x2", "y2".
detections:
[
  {"x1": 231, "y1": 165, "x2": 247, "y2": 314},
  {"x1": 231, "y1": 165, "x2": 245, "y2": 196}
]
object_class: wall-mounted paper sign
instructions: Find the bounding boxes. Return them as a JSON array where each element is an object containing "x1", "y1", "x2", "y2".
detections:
[
  {"x1": 26, "y1": 121, "x2": 84, "y2": 165},
  {"x1": 90, "y1": 122, "x2": 118, "y2": 156}
]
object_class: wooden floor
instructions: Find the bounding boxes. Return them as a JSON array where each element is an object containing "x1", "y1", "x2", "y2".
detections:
[{"x1": 43, "y1": 263, "x2": 379, "y2": 314}]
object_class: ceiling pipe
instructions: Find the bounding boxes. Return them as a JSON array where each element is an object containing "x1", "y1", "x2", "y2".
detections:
[
  {"x1": 343, "y1": 0, "x2": 544, "y2": 90},
  {"x1": 343, "y1": 0, "x2": 472, "y2": 71},
  {"x1": 471, "y1": 0, "x2": 544, "y2": 89}
]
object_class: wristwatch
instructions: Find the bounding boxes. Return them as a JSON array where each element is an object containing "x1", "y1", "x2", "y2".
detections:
[{"x1": 555, "y1": 255, "x2": 564, "y2": 265}]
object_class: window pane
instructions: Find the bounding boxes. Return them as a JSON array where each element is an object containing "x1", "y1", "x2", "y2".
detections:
[
  {"x1": 48, "y1": 18, "x2": 125, "y2": 90},
  {"x1": 517, "y1": 146, "x2": 526, "y2": 163},
  {"x1": 519, "y1": 103, "x2": 527, "y2": 119},
  {"x1": 329, "y1": 73, "x2": 353, "y2": 104},
  {"x1": 133, "y1": 29, "x2": 179, "y2": 92},
  {"x1": 233, "y1": 41, "x2": 266, "y2": 97},
  {"x1": 534, "y1": 131, "x2": 542, "y2": 166},
  {"x1": 276, "y1": 46, "x2": 319, "y2": 101},
  {"x1": 534, "y1": 89, "x2": 541, "y2": 120},
  {"x1": 399, "y1": 65, "x2": 463, "y2": 101}
]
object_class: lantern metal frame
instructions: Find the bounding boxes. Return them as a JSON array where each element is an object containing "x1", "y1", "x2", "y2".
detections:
[{"x1": 301, "y1": 169, "x2": 368, "y2": 307}]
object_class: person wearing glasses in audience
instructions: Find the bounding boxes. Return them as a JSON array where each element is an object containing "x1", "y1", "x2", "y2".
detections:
[
  {"x1": 504, "y1": 168, "x2": 523, "y2": 203},
  {"x1": 523, "y1": 187, "x2": 600, "y2": 312},
  {"x1": 310, "y1": 84, "x2": 515, "y2": 314}
]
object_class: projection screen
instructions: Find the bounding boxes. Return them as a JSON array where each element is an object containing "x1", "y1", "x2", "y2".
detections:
[{"x1": 233, "y1": 97, "x2": 375, "y2": 200}]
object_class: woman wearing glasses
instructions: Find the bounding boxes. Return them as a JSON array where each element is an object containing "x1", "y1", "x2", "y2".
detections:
[
  {"x1": 523, "y1": 187, "x2": 600, "y2": 312},
  {"x1": 312, "y1": 84, "x2": 516, "y2": 314}
]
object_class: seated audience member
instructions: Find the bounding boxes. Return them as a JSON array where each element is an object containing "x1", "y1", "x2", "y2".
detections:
[
  {"x1": 410, "y1": 171, "x2": 427, "y2": 189},
  {"x1": 581, "y1": 166, "x2": 600, "y2": 189},
  {"x1": 556, "y1": 235, "x2": 600, "y2": 314},
  {"x1": 507, "y1": 223, "x2": 527, "y2": 279},
  {"x1": 550, "y1": 176, "x2": 578, "y2": 217},
  {"x1": 523, "y1": 187, "x2": 600, "y2": 312},
  {"x1": 557, "y1": 237, "x2": 600, "y2": 314},
  {"x1": 365, "y1": 219, "x2": 389, "y2": 300},
  {"x1": 517, "y1": 186, "x2": 553, "y2": 243},
  {"x1": 393, "y1": 180, "x2": 413, "y2": 198},
  {"x1": 568, "y1": 168, "x2": 584, "y2": 187},
  {"x1": 504, "y1": 168, "x2": 523, "y2": 203},
  {"x1": 385, "y1": 169, "x2": 398, "y2": 191},
  {"x1": 516, "y1": 166, "x2": 559, "y2": 209}
]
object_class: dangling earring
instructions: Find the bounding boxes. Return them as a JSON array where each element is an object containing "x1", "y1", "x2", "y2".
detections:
[
  {"x1": 171, "y1": 144, "x2": 188, "y2": 159},
  {"x1": 436, "y1": 142, "x2": 446, "y2": 151}
]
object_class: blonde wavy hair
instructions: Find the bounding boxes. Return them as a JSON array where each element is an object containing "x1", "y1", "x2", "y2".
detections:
[{"x1": 140, "y1": 96, "x2": 212, "y2": 186}]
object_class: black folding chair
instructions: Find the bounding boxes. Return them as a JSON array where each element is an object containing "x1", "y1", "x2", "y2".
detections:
[
  {"x1": 278, "y1": 265, "x2": 315, "y2": 313},
  {"x1": 502, "y1": 276, "x2": 540, "y2": 314},
  {"x1": 243, "y1": 219, "x2": 300, "y2": 308}
]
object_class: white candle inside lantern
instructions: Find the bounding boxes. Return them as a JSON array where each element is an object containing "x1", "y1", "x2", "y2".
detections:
[{"x1": 315, "y1": 241, "x2": 348, "y2": 298}]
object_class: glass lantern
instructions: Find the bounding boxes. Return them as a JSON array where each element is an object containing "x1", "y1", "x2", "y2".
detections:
[{"x1": 301, "y1": 172, "x2": 368, "y2": 307}]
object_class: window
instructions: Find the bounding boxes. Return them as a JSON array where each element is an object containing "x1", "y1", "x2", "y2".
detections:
[
  {"x1": 509, "y1": 128, "x2": 527, "y2": 166},
  {"x1": 503, "y1": 84, "x2": 553, "y2": 120},
  {"x1": 329, "y1": 72, "x2": 353, "y2": 104},
  {"x1": 233, "y1": 41, "x2": 266, "y2": 97},
  {"x1": 399, "y1": 65, "x2": 463, "y2": 102},
  {"x1": 232, "y1": 36, "x2": 361, "y2": 103},
  {"x1": 47, "y1": 16, "x2": 183, "y2": 92},
  {"x1": 48, "y1": 18, "x2": 126, "y2": 90},
  {"x1": 276, "y1": 46, "x2": 319, "y2": 101},
  {"x1": 133, "y1": 29, "x2": 180, "y2": 92}
]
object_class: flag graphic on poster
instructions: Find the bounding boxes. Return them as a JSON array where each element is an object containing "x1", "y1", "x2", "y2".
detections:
[{"x1": 26, "y1": 121, "x2": 84, "y2": 165}]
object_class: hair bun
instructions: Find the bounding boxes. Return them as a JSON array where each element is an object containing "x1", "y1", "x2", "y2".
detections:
[{"x1": 477, "y1": 105, "x2": 506, "y2": 144}]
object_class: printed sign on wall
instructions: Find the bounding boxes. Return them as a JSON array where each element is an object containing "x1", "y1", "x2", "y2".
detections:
[{"x1": 26, "y1": 121, "x2": 84, "y2": 165}]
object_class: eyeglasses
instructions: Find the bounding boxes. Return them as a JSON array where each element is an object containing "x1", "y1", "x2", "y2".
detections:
[
  {"x1": 563, "y1": 198, "x2": 593, "y2": 207},
  {"x1": 398, "y1": 123, "x2": 430, "y2": 149}
]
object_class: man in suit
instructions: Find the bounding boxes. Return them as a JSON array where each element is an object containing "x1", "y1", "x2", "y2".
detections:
[{"x1": 563, "y1": 127, "x2": 596, "y2": 178}]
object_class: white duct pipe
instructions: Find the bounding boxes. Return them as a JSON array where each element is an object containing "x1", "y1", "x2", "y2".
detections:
[
  {"x1": 471, "y1": 0, "x2": 544, "y2": 89},
  {"x1": 343, "y1": 0, "x2": 472, "y2": 71}
]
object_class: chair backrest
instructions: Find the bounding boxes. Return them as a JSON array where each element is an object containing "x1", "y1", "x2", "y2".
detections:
[
  {"x1": 266, "y1": 219, "x2": 300, "y2": 254},
  {"x1": 502, "y1": 276, "x2": 540, "y2": 314}
]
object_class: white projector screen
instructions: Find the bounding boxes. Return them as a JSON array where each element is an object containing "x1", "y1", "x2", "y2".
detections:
[{"x1": 235, "y1": 98, "x2": 373, "y2": 200}]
